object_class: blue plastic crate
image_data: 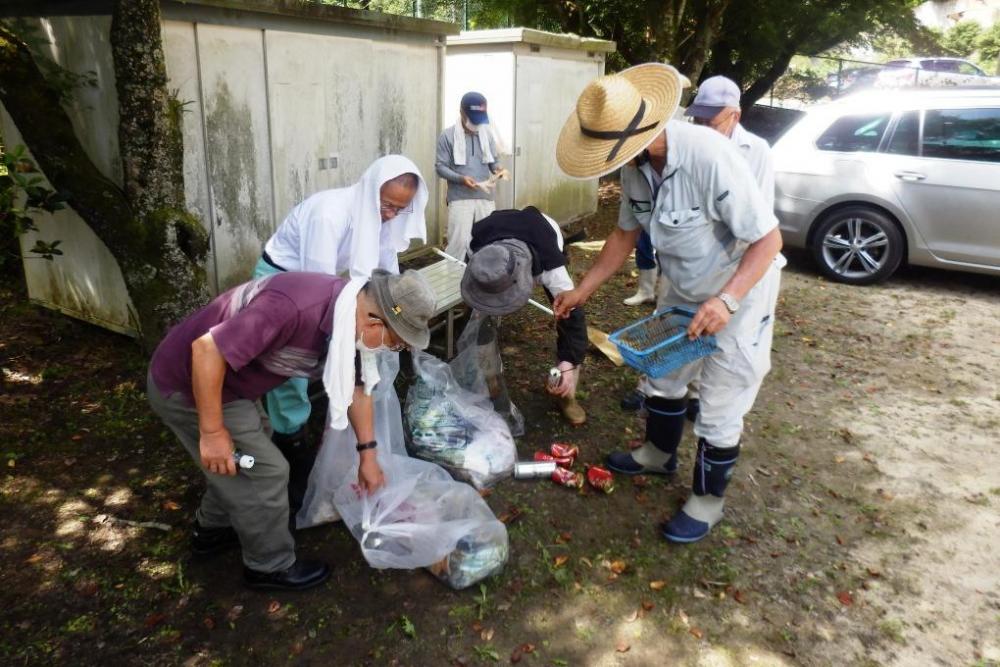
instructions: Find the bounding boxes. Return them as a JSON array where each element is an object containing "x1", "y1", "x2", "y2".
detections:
[{"x1": 608, "y1": 306, "x2": 718, "y2": 378}]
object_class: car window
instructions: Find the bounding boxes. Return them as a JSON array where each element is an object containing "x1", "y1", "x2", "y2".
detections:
[
  {"x1": 920, "y1": 59, "x2": 939, "y2": 70},
  {"x1": 886, "y1": 111, "x2": 920, "y2": 156},
  {"x1": 886, "y1": 60, "x2": 910, "y2": 68},
  {"x1": 922, "y1": 108, "x2": 1000, "y2": 163},
  {"x1": 956, "y1": 62, "x2": 982, "y2": 76},
  {"x1": 816, "y1": 113, "x2": 891, "y2": 152}
]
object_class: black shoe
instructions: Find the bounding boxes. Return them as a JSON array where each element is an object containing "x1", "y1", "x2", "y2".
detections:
[
  {"x1": 686, "y1": 398, "x2": 700, "y2": 423},
  {"x1": 620, "y1": 390, "x2": 646, "y2": 412},
  {"x1": 191, "y1": 521, "x2": 240, "y2": 558},
  {"x1": 244, "y1": 559, "x2": 331, "y2": 591}
]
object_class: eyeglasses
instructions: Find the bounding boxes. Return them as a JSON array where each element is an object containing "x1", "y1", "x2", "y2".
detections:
[{"x1": 380, "y1": 200, "x2": 414, "y2": 217}]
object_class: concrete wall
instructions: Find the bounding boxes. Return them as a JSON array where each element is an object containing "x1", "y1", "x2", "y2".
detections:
[
  {"x1": 162, "y1": 8, "x2": 446, "y2": 291},
  {"x1": 0, "y1": 16, "x2": 138, "y2": 335},
  {"x1": 5, "y1": 6, "x2": 449, "y2": 335}
]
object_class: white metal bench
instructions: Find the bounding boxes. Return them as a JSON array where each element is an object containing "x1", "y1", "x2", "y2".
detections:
[{"x1": 416, "y1": 257, "x2": 466, "y2": 358}]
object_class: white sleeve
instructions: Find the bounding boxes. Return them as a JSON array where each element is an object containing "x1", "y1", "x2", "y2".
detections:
[
  {"x1": 300, "y1": 214, "x2": 348, "y2": 275},
  {"x1": 704, "y1": 142, "x2": 777, "y2": 244},
  {"x1": 750, "y1": 140, "x2": 775, "y2": 212},
  {"x1": 539, "y1": 266, "x2": 574, "y2": 296}
]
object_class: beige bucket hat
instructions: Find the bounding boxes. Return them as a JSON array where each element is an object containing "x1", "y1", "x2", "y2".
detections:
[{"x1": 557, "y1": 63, "x2": 684, "y2": 180}]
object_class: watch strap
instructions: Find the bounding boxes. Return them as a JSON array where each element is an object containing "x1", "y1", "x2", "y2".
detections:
[{"x1": 356, "y1": 440, "x2": 378, "y2": 452}]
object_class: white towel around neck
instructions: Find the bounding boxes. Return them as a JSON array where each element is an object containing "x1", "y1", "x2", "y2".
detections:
[{"x1": 452, "y1": 120, "x2": 496, "y2": 166}]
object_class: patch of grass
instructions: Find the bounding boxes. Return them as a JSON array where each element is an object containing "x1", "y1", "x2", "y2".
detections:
[{"x1": 878, "y1": 618, "x2": 906, "y2": 644}]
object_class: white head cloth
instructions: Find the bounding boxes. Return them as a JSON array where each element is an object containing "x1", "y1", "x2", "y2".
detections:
[
  {"x1": 325, "y1": 155, "x2": 428, "y2": 429},
  {"x1": 452, "y1": 119, "x2": 497, "y2": 167}
]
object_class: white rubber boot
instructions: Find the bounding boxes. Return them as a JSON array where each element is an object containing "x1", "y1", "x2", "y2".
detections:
[{"x1": 623, "y1": 269, "x2": 657, "y2": 306}]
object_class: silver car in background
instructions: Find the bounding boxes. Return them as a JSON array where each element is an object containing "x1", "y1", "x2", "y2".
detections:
[{"x1": 771, "y1": 89, "x2": 1000, "y2": 284}]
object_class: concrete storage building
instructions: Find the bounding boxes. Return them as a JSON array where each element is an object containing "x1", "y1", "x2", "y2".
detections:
[
  {"x1": 1, "y1": 0, "x2": 457, "y2": 335},
  {"x1": 442, "y1": 28, "x2": 615, "y2": 224}
]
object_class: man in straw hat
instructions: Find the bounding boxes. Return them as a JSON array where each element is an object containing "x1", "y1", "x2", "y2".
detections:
[
  {"x1": 553, "y1": 63, "x2": 784, "y2": 544},
  {"x1": 620, "y1": 74, "x2": 776, "y2": 417},
  {"x1": 460, "y1": 206, "x2": 588, "y2": 425},
  {"x1": 147, "y1": 269, "x2": 436, "y2": 589}
]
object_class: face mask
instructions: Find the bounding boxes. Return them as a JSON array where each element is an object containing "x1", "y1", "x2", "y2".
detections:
[
  {"x1": 462, "y1": 118, "x2": 480, "y2": 133},
  {"x1": 356, "y1": 326, "x2": 389, "y2": 354}
]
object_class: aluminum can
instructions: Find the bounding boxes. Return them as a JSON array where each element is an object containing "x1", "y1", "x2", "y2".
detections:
[
  {"x1": 234, "y1": 450, "x2": 255, "y2": 470},
  {"x1": 513, "y1": 460, "x2": 557, "y2": 479}
]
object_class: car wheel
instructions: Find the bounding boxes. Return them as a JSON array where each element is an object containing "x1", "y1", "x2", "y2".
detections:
[{"x1": 810, "y1": 206, "x2": 904, "y2": 285}]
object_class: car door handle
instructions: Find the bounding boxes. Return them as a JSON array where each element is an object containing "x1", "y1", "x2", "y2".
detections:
[{"x1": 893, "y1": 170, "x2": 926, "y2": 182}]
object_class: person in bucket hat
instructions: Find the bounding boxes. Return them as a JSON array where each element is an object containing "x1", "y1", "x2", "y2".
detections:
[
  {"x1": 553, "y1": 63, "x2": 785, "y2": 544},
  {"x1": 460, "y1": 207, "x2": 589, "y2": 425},
  {"x1": 147, "y1": 270, "x2": 435, "y2": 590}
]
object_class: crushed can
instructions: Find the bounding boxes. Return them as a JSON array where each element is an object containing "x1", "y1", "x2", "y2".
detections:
[
  {"x1": 586, "y1": 466, "x2": 615, "y2": 494},
  {"x1": 551, "y1": 466, "x2": 584, "y2": 488},
  {"x1": 233, "y1": 450, "x2": 255, "y2": 470}
]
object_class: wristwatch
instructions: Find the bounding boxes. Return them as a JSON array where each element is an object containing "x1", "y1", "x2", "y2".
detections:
[
  {"x1": 717, "y1": 292, "x2": 740, "y2": 314},
  {"x1": 356, "y1": 440, "x2": 378, "y2": 452}
]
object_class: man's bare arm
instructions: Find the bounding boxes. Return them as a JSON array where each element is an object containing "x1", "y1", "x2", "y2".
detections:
[{"x1": 191, "y1": 333, "x2": 236, "y2": 476}]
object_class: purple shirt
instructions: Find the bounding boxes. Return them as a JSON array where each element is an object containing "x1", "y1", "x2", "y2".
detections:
[{"x1": 150, "y1": 272, "x2": 347, "y2": 404}]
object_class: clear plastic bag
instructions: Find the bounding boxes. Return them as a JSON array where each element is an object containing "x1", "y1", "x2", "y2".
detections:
[
  {"x1": 405, "y1": 349, "x2": 516, "y2": 489},
  {"x1": 451, "y1": 311, "x2": 525, "y2": 438},
  {"x1": 334, "y1": 452, "x2": 508, "y2": 589},
  {"x1": 297, "y1": 352, "x2": 406, "y2": 529}
]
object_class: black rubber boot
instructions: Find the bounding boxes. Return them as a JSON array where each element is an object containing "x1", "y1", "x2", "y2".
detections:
[
  {"x1": 191, "y1": 520, "x2": 240, "y2": 558},
  {"x1": 606, "y1": 396, "x2": 687, "y2": 474},
  {"x1": 272, "y1": 427, "x2": 316, "y2": 526},
  {"x1": 686, "y1": 398, "x2": 700, "y2": 423},
  {"x1": 663, "y1": 439, "x2": 741, "y2": 543}
]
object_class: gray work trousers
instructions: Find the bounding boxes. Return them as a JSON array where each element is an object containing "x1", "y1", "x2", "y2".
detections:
[{"x1": 147, "y1": 373, "x2": 296, "y2": 572}]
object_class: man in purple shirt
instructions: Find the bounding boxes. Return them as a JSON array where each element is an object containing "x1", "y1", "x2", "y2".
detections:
[{"x1": 147, "y1": 270, "x2": 435, "y2": 591}]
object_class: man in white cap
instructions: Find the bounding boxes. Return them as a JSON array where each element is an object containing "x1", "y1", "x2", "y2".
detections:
[
  {"x1": 685, "y1": 75, "x2": 774, "y2": 210},
  {"x1": 621, "y1": 75, "x2": 776, "y2": 416},
  {"x1": 436, "y1": 92, "x2": 508, "y2": 260},
  {"x1": 254, "y1": 155, "x2": 428, "y2": 520},
  {"x1": 554, "y1": 63, "x2": 784, "y2": 544}
]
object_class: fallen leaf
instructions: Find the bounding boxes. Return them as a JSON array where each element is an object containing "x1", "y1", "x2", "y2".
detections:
[
  {"x1": 480, "y1": 627, "x2": 494, "y2": 641},
  {"x1": 641, "y1": 600, "x2": 655, "y2": 611},
  {"x1": 837, "y1": 591, "x2": 854, "y2": 606},
  {"x1": 290, "y1": 641, "x2": 305, "y2": 656},
  {"x1": 471, "y1": 620, "x2": 483, "y2": 633},
  {"x1": 649, "y1": 580, "x2": 667, "y2": 591},
  {"x1": 835, "y1": 534, "x2": 844, "y2": 546},
  {"x1": 770, "y1": 552, "x2": 784, "y2": 558},
  {"x1": 144, "y1": 612, "x2": 167, "y2": 629},
  {"x1": 866, "y1": 568, "x2": 882, "y2": 578},
  {"x1": 555, "y1": 531, "x2": 572, "y2": 544},
  {"x1": 71, "y1": 434, "x2": 84, "y2": 441},
  {"x1": 834, "y1": 455, "x2": 846, "y2": 464},
  {"x1": 689, "y1": 627, "x2": 704, "y2": 639},
  {"x1": 625, "y1": 610, "x2": 639, "y2": 623},
  {"x1": 498, "y1": 507, "x2": 523, "y2": 524},
  {"x1": 632, "y1": 475, "x2": 649, "y2": 488},
  {"x1": 74, "y1": 579, "x2": 99, "y2": 597},
  {"x1": 267, "y1": 600, "x2": 281, "y2": 614},
  {"x1": 733, "y1": 589, "x2": 746, "y2": 604},
  {"x1": 478, "y1": 488, "x2": 493, "y2": 498},
  {"x1": 553, "y1": 555, "x2": 569, "y2": 568},
  {"x1": 203, "y1": 617, "x2": 215, "y2": 630},
  {"x1": 862, "y1": 453, "x2": 876, "y2": 464},
  {"x1": 162, "y1": 500, "x2": 181, "y2": 511},
  {"x1": 692, "y1": 588, "x2": 707, "y2": 599},
  {"x1": 615, "y1": 640, "x2": 631, "y2": 652},
  {"x1": 226, "y1": 604, "x2": 244, "y2": 622},
  {"x1": 579, "y1": 557, "x2": 593, "y2": 568},
  {"x1": 519, "y1": 644, "x2": 535, "y2": 654},
  {"x1": 510, "y1": 647, "x2": 523, "y2": 663},
  {"x1": 608, "y1": 560, "x2": 627, "y2": 574}
]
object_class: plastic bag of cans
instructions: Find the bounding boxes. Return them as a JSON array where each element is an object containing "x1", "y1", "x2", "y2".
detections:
[
  {"x1": 405, "y1": 350, "x2": 516, "y2": 489},
  {"x1": 450, "y1": 311, "x2": 526, "y2": 437},
  {"x1": 334, "y1": 453, "x2": 508, "y2": 590}
]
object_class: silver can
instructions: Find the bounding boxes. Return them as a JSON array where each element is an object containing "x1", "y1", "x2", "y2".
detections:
[{"x1": 513, "y1": 460, "x2": 557, "y2": 479}]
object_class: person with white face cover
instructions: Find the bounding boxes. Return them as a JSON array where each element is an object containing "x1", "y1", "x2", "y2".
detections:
[
  {"x1": 255, "y1": 155, "x2": 428, "y2": 521},
  {"x1": 436, "y1": 92, "x2": 508, "y2": 260}
]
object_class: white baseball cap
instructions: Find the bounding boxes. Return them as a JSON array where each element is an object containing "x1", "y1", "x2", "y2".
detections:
[{"x1": 685, "y1": 75, "x2": 741, "y2": 120}]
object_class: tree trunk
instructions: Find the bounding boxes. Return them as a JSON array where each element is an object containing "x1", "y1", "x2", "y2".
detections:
[
  {"x1": 0, "y1": 7, "x2": 209, "y2": 351},
  {"x1": 741, "y1": 47, "x2": 797, "y2": 109}
]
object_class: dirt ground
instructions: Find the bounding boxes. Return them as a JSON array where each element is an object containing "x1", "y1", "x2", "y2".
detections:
[{"x1": 1, "y1": 188, "x2": 998, "y2": 666}]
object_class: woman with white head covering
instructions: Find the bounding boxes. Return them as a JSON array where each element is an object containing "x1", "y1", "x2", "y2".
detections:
[{"x1": 254, "y1": 155, "x2": 429, "y2": 522}]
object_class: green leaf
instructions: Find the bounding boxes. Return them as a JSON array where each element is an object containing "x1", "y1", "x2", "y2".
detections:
[{"x1": 400, "y1": 614, "x2": 416, "y2": 639}]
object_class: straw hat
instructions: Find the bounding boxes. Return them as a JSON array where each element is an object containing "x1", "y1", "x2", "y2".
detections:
[{"x1": 557, "y1": 63, "x2": 683, "y2": 180}]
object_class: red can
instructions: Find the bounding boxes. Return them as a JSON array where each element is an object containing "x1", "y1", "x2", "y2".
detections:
[
  {"x1": 586, "y1": 466, "x2": 615, "y2": 494},
  {"x1": 549, "y1": 443, "x2": 579, "y2": 468},
  {"x1": 551, "y1": 466, "x2": 584, "y2": 488}
]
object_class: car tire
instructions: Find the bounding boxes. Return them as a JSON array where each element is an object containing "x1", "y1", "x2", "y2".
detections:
[{"x1": 810, "y1": 206, "x2": 904, "y2": 285}]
